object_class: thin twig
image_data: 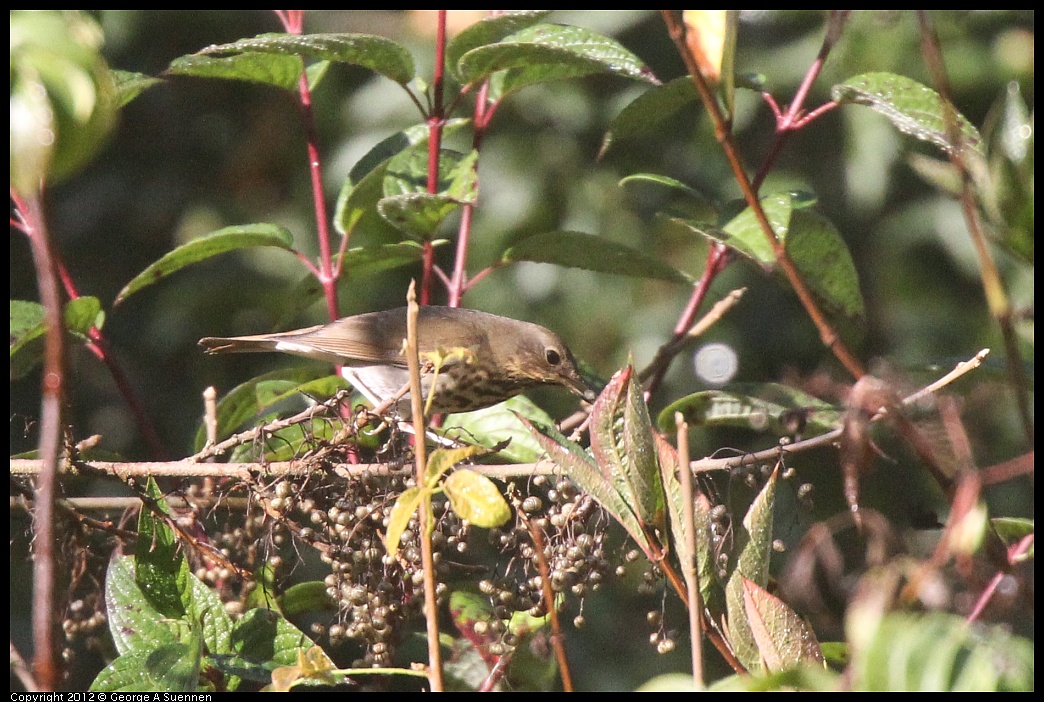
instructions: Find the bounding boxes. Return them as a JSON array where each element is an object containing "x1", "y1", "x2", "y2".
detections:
[
  {"x1": 9, "y1": 457, "x2": 532, "y2": 481},
  {"x1": 419, "y1": 10, "x2": 449, "y2": 305},
  {"x1": 639, "y1": 287, "x2": 746, "y2": 385},
  {"x1": 753, "y1": 11, "x2": 849, "y2": 190},
  {"x1": 528, "y1": 519, "x2": 574, "y2": 691},
  {"x1": 191, "y1": 389, "x2": 354, "y2": 461},
  {"x1": 915, "y1": 12, "x2": 1033, "y2": 445},
  {"x1": 643, "y1": 245, "x2": 731, "y2": 399},
  {"x1": 966, "y1": 534, "x2": 1033, "y2": 623},
  {"x1": 406, "y1": 282, "x2": 444, "y2": 691},
  {"x1": 13, "y1": 189, "x2": 62, "y2": 691},
  {"x1": 675, "y1": 413, "x2": 704, "y2": 688},
  {"x1": 10, "y1": 641, "x2": 39, "y2": 692},
  {"x1": 661, "y1": 10, "x2": 866, "y2": 380},
  {"x1": 691, "y1": 349, "x2": 992, "y2": 475},
  {"x1": 17, "y1": 212, "x2": 169, "y2": 459},
  {"x1": 897, "y1": 349, "x2": 989, "y2": 409}
]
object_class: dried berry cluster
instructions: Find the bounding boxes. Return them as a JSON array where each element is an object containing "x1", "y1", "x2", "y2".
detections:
[{"x1": 248, "y1": 465, "x2": 620, "y2": 667}]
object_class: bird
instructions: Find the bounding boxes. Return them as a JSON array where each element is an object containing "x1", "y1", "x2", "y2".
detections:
[{"x1": 199, "y1": 305, "x2": 595, "y2": 415}]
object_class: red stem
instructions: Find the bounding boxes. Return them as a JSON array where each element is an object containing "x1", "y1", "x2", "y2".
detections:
[
  {"x1": 448, "y1": 81, "x2": 492, "y2": 307},
  {"x1": 13, "y1": 210, "x2": 169, "y2": 459},
  {"x1": 418, "y1": 11, "x2": 450, "y2": 306},
  {"x1": 275, "y1": 11, "x2": 339, "y2": 321},
  {"x1": 647, "y1": 12, "x2": 853, "y2": 400}
]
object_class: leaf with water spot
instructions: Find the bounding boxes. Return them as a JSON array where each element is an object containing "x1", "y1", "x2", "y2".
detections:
[
  {"x1": 725, "y1": 468, "x2": 778, "y2": 671},
  {"x1": 832, "y1": 72, "x2": 983, "y2": 158},
  {"x1": 589, "y1": 365, "x2": 667, "y2": 548},
  {"x1": 742, "y1": 577, "x2": 825, "y2": 672},
  {"x1": 518, "y1": 414, "x2": 648, "y2": 555}
]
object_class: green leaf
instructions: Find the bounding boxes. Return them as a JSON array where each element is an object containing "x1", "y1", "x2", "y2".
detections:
[
  {"x1": 10, "y1": 300, "x2": 46, "y2": 380},
  {"x1": 233, "y1": 418, "x2": 343, "y2": 464},
  {"x1": 619, "y1": 172, "x2": 706, "y2": 202},
  {"x1": 443, "y1": 469, "x2": 512, "y2": 529},
  {"x1": 197, "y1": 32, "x2": 415, "y2": 85},
  {"x1": 502, "y1": 230, "x2": 691, "y2": 283},
  {"x1": 518, "y1": 414, "x2": 648, "y2": 553},
  {"x1": 443, "y1": 395, "x2": 556, "y2": 464},
  {"x1": 725, "y1": 468, "x2": 778, "y2": 672},
  {"x1": 377, "y1": 192, "x2": 468, "y2": 241},
  {"x1": 384, "y1": 146, "x2": 479, "y2": 198},
  {"x1": 692, "y1": 491, "x2": 725, "y2": 616},
  {"x1": 785, "y1": 210, "x2": 866, "y2": 324},
  {"x1": 717, "y1": 192, "x2": 794, "y2": 266},
  {"x1": 378, "y1": 148, "x2": 479, "y2": 239},
  {"x1": 193, "y1": 367, "x2": 341, "y2": 450},
  {"x1": 589, "y1": 364, "x2": 667, "y2": 546},
  {"x1": 10, "y1": 300, "x2": 46, "y2": 347},
  {"x1": 341, "y1": 240, "x2": 435, "y2": 276},
  {"x1": 10, "y1": 11, "x2": 117, "y2": 193},
  {"x1": 103, "y1": 555, "x2": 182, "y2": 657},
  {"x1": 184, "y1": 571, "x2": 236, "y2": 660},
  {"x1": 423, "y1": 444, "x2": 493, "y2": 488},
  {"x1": 116, "y1": 223, "x2": 295, "y2": 304},
  {"x1": 601, "y1": 76, "x2": 699, "y2": 156},
  {"x1": 384, "y1": 486, "x2": 424, "y2": 559},
  {"x1": 91, "y1": 641, "x2": 200, "y2": 692},
  {"x1": 224, "y1": 607, "x2": 331, "y2": 671},
  {"x1": 678, "y1": 195, "x2": 865, "y2": 328},
  {"x1": 636, "y1": 674, "x2": 703, "y2": 692},
  {"x1": 990, "y1": 517, "x2": 1034, "y2": 557},
  {"x1": 449, "y1": 590, "x2": 495, "y2": 632},
  {"x1": 64, "y1": 295, "x2": 104, "y2": 338},
  {"x1": 831, "y1": 72, "x2": 983, "y2": 158},
  {"x1": 10, "y1": 297, "x2": 104, "y2": 380},
  {"x1": 654, "y1": 432, "x2": 719, "y2": 612},
  {"x1": 853, "y1": 612, "x2": 1033, "y2": 691},
  {"x1": 111, "y1": 69, "x2": 164, "y2": 107},
  {"x1": 303, "y1": 59, "x2": 332, "y2": 91},
  {"x1": 279, "y1": 581, "x2": 335, "y2": 619},
  {"x1": 457, "y1": 23, "x2": 656, "y2": 96},
  {"x1": 741, "y1": 578, "x2": 825, "y2": 673},
  {"x1": 707, "y1": 665, "x2": 839, "y2": 692},
  {"x1": 335, "y1": 120, "x2": 470, "y2": 240},
  {"x1": 135, "y1": 479, "x2": 190, "y2": 618},
  {"x1": 446, "y1": 11, "x2": 553, "y2": 81},
  {"x1": 166, "y1": 52, "x2": 304, "y2": 90},
  {"x1": 335, "y1": 155, "x2": 399, "y2": 241},
  {"x1": 658, "y1": 383, "x2": 843, "y2": 437}
]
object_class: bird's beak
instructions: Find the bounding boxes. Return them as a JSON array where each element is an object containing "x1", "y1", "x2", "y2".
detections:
[{"x1": 567, "y1": 369, "x2": 600, "y2": 403}]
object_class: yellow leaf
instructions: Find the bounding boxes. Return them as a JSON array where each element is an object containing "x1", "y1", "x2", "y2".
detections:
[
  {"x1": 444, "y1": 469, "x2": 511, "y2": 528},
  {"x1": 683, "y1": 10, "x2": 728, "y2": 83}
]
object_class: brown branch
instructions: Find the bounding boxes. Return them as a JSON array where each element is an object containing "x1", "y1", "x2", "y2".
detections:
[
  {"x1": 405, "y1": 282, "x2": 444, "y2": 692},
  {"x1": 527, "y1": 519, "x2": 574, "y2": 691},
  {"x1": 660, "y1": 10, "x2": 866, "y2": 380},
  {"x1": 675, "y1": 412, "x2": 704, "y2": 687},
  {"x1": 640, "y1": 287, "x2": 746, "y2": 385},
  {"x1": 915, "y1": 11, "x2": 1033, "y2": 446},
  {"x1": 14, "y1": 189, "x2": 63, "y2": 690}
]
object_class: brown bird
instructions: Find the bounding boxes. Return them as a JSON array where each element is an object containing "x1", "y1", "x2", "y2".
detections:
[{"x1": 199, "y1": 306, "x2": 595, "y2": 414}]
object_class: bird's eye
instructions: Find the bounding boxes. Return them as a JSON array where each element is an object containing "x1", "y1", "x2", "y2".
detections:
[{"x1": 545, "y1": 348, "x2": 562, "y2": 366}]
